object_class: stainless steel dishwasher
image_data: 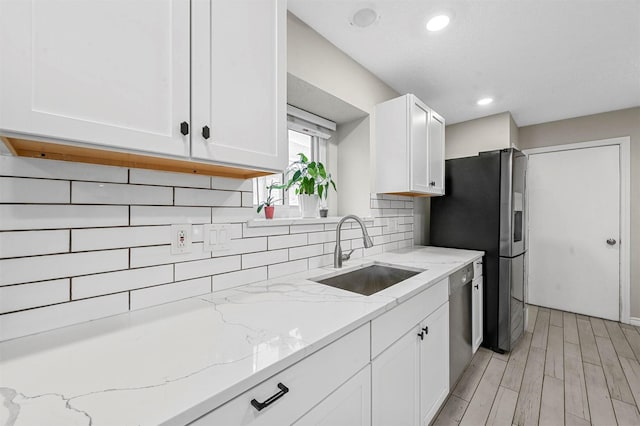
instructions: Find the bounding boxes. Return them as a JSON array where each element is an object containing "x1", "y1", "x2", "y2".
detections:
[{"x1": 449, "y1": 263, "x2": 474, "y2": 388}]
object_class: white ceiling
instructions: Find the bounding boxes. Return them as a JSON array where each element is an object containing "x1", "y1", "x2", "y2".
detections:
[{"x1": 287, "y1": 0, "x2": 640, "y2": 126}]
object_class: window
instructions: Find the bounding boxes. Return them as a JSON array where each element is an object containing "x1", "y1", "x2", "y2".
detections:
[{"x1": 253, "y1": 107, "x2": 335, "y2": 213}]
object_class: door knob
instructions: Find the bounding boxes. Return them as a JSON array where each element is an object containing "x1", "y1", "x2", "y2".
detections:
[{"x1": 606, "y1": 238, "x2": 617, "y2": 246}]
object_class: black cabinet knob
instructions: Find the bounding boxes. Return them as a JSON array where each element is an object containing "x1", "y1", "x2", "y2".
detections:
[
  {"x1": 180, "y1": 121, "x2": 189, "y2": 136},
  {"x1": 202, "y1": 125, "x2": 210, "y2": 140}
]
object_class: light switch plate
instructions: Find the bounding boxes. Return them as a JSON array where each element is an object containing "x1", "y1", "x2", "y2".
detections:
[
  {"x1": 170, "y1": 224, "x2": 192, "y2": 254},
  {"x1": 387, "y1": 217, "x2": 399, "y2": 233},
  {"x1": 204, "y1": 224, "x2": 231, "y2": 252}
]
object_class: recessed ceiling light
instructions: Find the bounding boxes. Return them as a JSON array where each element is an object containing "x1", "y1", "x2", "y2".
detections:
[
  {"x1": 350, "y1": 8, "x2": 379, "y2": 28},
  {"x1": 426, "y1": 15, "x2": 450, "y2": 32},
  {"x1": 477, "y1": 97, "x2": 494, "y2": 106}
]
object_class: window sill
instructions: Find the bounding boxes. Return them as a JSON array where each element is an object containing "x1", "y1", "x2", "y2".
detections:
[{"x1": 247, "y1": 216, "x2": 373, "y2": 228}]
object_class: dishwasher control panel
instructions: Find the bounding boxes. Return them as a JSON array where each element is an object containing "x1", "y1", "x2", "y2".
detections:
[{"x1": 449, "y1": 263, "x2": 474, "y2": 293}]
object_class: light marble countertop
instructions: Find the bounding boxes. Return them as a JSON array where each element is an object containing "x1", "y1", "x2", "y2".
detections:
[{"x1": 0, "y1": 246, "x2": 482, "y2": 426}]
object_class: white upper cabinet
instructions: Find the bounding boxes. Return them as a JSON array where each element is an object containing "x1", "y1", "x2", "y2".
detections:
[
  {"x1": 0, "y1": 0, "x2": 191, "y2": 157},
  {"x1": 428, "y1": 109, "x2": 445, "y2": 195},
  {"x1": 0, "y1": 0, "x2": 287, "y2": 174},
  {"x1": 191, "y1": 0, "x2": 288, "y2": 172},
  {"x1": 374, "y1": 94, "x2": 445, "y2": 196}
]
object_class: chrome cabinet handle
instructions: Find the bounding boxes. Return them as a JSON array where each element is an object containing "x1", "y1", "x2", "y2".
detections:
[
  {"x1": 606, "y1": 238, "x2": 617, "y2": 245},
  {"x1": 250, "y1": 383, "x2": 289, "y2": 411}
]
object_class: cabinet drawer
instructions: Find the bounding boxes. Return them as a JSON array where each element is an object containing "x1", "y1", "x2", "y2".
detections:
[
  {"x1": 474, "y1": 258, "x2": 483, "y2": 278},
  {"x1": 371, "y1": 278, "x2": 448, "y2": 358},
  {"x1": 191, "y1": 323, "x2": 370, "y2": 425}
]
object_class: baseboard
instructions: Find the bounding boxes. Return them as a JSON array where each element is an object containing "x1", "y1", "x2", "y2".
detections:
[{"x1": 629, "y1": 317, "x2": 640, "y2": 327}]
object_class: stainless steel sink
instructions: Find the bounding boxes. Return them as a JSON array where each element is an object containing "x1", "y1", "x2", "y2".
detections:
[{"x1": 312, "y1": 263, "x2": 424, "y2": 296}]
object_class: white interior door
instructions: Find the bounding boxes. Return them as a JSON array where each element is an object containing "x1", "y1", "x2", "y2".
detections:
[{"x1": 527, "y1": 145, "x2": 620, "y2": 320}]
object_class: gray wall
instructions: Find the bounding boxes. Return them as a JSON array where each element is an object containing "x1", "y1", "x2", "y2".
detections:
[
  {"x1": 518, "y1": 107, "x2": 640, "y2": 318},
  {"x1": 287, "y1": 12, "x2": 401, "y2": 218},
  {"x1": 445, "y1": 112, "x2": 516, "y2": 159}
]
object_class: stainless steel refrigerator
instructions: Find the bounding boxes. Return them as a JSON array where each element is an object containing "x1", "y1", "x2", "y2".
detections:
[{"x1": 430, "y1": 148, "x2": 526, "y2": 353}]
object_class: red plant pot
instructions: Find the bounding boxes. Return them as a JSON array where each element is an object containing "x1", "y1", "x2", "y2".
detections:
[{"x1": 264, "y1": 205, "x2": 275, "y2": 219}]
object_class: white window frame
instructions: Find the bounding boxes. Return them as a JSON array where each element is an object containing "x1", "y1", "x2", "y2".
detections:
[{"x1": 254, "y1": 107, "x2": 335, "y2": 215}]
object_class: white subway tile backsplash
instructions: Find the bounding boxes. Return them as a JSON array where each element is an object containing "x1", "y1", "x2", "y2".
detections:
[
  {"x1": 308, "y1": 230, "x2": 336, "y2": 245},
  {"x1": 72, "y1": 265, "x2": 174, "y2": 299},
  {"x1": 211, "y1": 207, "x2": 258, "y2": 222},
  {"x1": 290, "y1": 224, "x2": 324, "y2": 234},
  {"x1": 211, "y1": 176, "x2": 253, "y2": 192},
  {"x1": 174, "y1": 188, "x2": 241, "y2": 207},
  {"x1": 130, "y1": 277, "x2": 211, "y2": 311},
  {"x1": 0, "y1": 249, "x2": 128, "y2": 286},
  {"x1": 174, "y1": 255, "x2": 241, "y2": 282},
  {"x1": 289, "y1": 244, "x2": 323, "y2": 261},
  {"x1": 0, "y1": 230, "x2": 69, "y2": 258},
  {"x1": 0, "y1": 157, "x2": 416, "y2": 341},
  {"x1": 308, "y1": 254, "x2": 333, "y2": 269},
  {"x1": 241, "y1": 192, "x2": 253, "y2": 207},
  {"x1": 129, "y1": 169, "x2": 211, "y2": 188},
  {"x1": 130, "y1": 243, "x2": 209, "y2": 268},
  {"x1": 210, "y1": 237, "x2": 266, "y2": 258},
  {"x1": 72, "y1": 226, "x2": 170, "y2": 251},
  {"x1": 383, "y1": 241, "x2": 400, "y2": 252},
  {"x1": 212, "y1": 267, "x2": 267, "y2": 292},
  {"x1": 0, "y1": 293, "x2": 128, "y2": 341},
  {"x1": 267, "y1": 233, "x2": 307, "y2": 250},
  {"x1": 242, "y1": 223, "x2": 289, "y2": 238},
  {"x1": 72, "y1": 182, "x2": 172, "y2": 205},
  {"x1": 242, "y1": 249, "x2": 288, "y2": 269},
  {"x1": 130, "y1": 206, "x2": 211, "y2": 226},
  {"x1": 0, "y1": 156, "x2": 128, "y2": 183},
  {"x1": 364, "y1": 245, "x2": 384, "y2": 257},
  {"x1": 0, "y1": 279, "x2": 69, "y2": 314},
  {"x1": 268, "y1": 259, "x2": 308, "y2": 279},
  {"x1": 0, "y1": 177, "x2": 70, "y2": 203},
  {"x1": 371, "y1": 199, "x2": 391, "y2": 209},
  {"x1": 0, "y1": 205, "x2": 128, "y2": 230}
]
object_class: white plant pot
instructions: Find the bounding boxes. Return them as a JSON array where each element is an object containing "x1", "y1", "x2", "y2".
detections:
[{"x1": 299, "y1": 194, "x2": 319, "y2": 218}]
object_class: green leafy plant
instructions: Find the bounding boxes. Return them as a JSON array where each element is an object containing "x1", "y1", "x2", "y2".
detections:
[
  {"x1": 256, "y1": 183, "x2": 282, "y2": 213},
  {"x1": 283, "y1": 153, "x2": 336, "y2": 199}
]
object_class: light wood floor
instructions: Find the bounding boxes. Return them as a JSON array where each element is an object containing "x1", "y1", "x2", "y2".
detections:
[{"x1": 433, "y1": 306, "x2": 640, "y2": 426}]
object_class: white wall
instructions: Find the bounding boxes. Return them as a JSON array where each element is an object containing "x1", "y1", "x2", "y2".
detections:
[{"x1": 336, "y1": 117, "x2": 370, "y2": 217}]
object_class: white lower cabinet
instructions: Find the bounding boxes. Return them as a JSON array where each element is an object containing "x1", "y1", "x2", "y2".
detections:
[
  {"x1": 372, "y1": 302, "x2": 449, "y2": 426},
  {"x1": 372, "y1": 325, "x2": 420, "y2": 426},
  {"x1": 371, "y1": 278, "x2": 450, "y2": 426},
  {"x1": 294, "y1": 366, "x2": 371, "y2": 426},
  {"x1": 472, "y1": 275, "x2": 484, "y2": 353},
  {"x1": 419, "y1": 303, "x2": 450, "y2": 425},
  {"x1": 190, "y1": 323, "x2": 369, "y2": 425}
]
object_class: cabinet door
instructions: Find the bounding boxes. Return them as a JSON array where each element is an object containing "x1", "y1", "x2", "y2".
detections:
[
  {"x1": 372, "y1": 326, "x2": 420, "y2": 426},
  {"x1": 428, "y1": 110, "x2": 445, "y2": 195},
  {"x1": 409, "y1": 96, "x2": 430, "y2": 193},
  {"x1": 191, "y1": 0, "x2": 287, "y2": 172},
  {"x1": 0, "y1": 0, "x2": 190, "y2": 157},
  {"x1": 419, "y1": 302, "x2": 449, "y2": 426},
  {"x1": 472, "y1": 276, "x2": 484, "y2": 353},
  {"x1": 294, "y1": 365, "x2": 371, "y2": 426}
]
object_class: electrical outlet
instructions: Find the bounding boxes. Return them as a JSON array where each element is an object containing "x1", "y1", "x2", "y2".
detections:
[
  {"x1": 203, "y1": 224, "x2": 231, "y2": 252},
  {"x1": 170, "y1": 224, "x2": 192, "y2": 254}
]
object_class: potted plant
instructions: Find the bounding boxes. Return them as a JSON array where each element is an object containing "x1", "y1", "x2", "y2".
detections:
[
  {"x1": 256, "y1": 183, "x2": 282, "y2": 219},
  {"x1": 283, "y1": 153, "x2": 336, "y2": 218}
]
